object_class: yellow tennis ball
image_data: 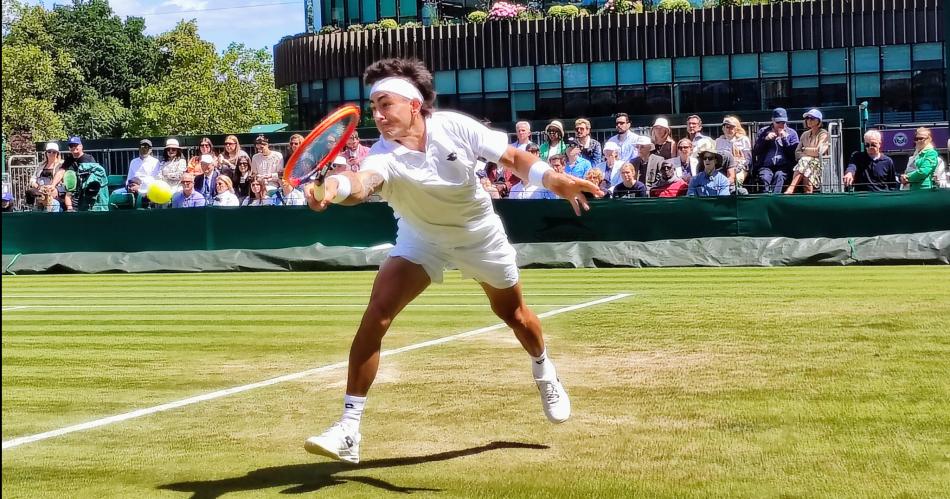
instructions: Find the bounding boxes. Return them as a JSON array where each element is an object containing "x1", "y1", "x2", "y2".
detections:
[{"x1": 147, "y1": 180, "x2": 173, "y2": 204}]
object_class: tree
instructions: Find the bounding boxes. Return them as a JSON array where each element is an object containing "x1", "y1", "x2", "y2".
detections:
[
  {"x1": 1, "y1": 44, "x2": 66, "y2": 141},
  {"x1": 125, "y1": 21, "x2": 282, "y2": 136}
]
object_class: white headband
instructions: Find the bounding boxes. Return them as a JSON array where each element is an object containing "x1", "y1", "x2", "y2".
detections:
[{"x1": 370, "y1": 77, "x2": 423, "y2": 102}]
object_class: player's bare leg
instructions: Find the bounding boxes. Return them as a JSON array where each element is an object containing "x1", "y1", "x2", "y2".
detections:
[
  {"x1": 481, "y1": 282, "x2": 571, "y2": 423},
  {"x1": 306, "y1": 257, "x2": 430, "y2": 463}
]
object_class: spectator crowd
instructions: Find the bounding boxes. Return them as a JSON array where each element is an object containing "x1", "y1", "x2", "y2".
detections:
[{"x1": 6, "y1": 107, "x2": 948, "y2": 213}]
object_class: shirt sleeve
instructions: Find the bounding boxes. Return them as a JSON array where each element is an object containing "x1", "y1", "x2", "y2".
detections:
[{"x1": 442, "y1": 112, "x2": 509, "y2": 164}]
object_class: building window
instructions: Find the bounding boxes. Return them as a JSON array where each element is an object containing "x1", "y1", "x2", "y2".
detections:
[
  {"x1": 882, "y1": 45, "x2": 911, "y2": 71},
  {"x1": 590, "y1": 62, "x2": 616, "y2": 87},
  {"x1": 538, "y1": 90, "x2": 563, "y2": 116},
  {"x1": 537, "y1": 65, "x2": 561, "y2": 90},
  {"x1": 880, "y1": 72, "x2": 912, "y2": 112},
  {"x1": 702, "y1": 56, "x2": 729, "y2": 81},
  {"x1": 564, "y1": 89, "x2": 590, "y2": 118},
  {"x1": 347, "y1": 0, "x2": 360, "y2": 24},
  {"x1": 852, "y1": 47, "x2": 880, "y2": 73},
  {"x1": 731, "y1": 80, "x2": 761, "y2": 111},
  {"x1": 618, "y1": 86, "x2": 647, "y2": 112},
  {"x1": 458, "y1": 69, "x2": 482, "y2": 94},
  {"x1": 511, "y1": 91, "x2": 536, "y2": 120},
  {"x1": 645, "y1": 85, "x2": 672, "y2": 113},
  {"x1": 646, "y1": 59, "x2": 672, "y2": 84},
  {"x1": 790, "y1": 77, "x2": 819, "y2": 107},
  {"x1": 618, "y1": 60, "x2": 644, "y2": 85},
  {"x1": 589, "y1": 89, "x2": 617, "y2": 117},
  {"x1": 674, "y1": 57, "x2": 700, "y2": 82},
  {"x1": 761, "y1": 79, "x2": 789, "y2": 109},
  {"x1": 912, "y1": 43, "x2": 944, "y2": 70},
  {"x1": 343, "y1": 77, "x2": 361, "y2": 100},
  {"x1": 820, "y1": 49, "x2": 847, "y2": 74},
  {"x1": 510, "y1": 66, "x2": 534, "y2": 91},
  {"x1": 380, "y1": 0, "x2": 396, "y2": 18},
  {"x1": 731, "y1": 54, "x2": 758, "y2": 79},
  {"x1": 458, "y1": 94, "x2": 483, "y2": 120},
  {"x1": 399, "y1": 0, "x2": 417, "y2": 18},
  {"x1": 791, "y1": 50, "x2": 818, "y2": 76},
  {"x1": 701, "y1": 81, "x2": 732, "y2": 111},
  {"x1": 434, "y1": 70, "x2": 457, "y2": 94},
  {"x1": 760, "y1": 52, "x2": 788, "y2": 77},
  {"x1": 820, "y1": 75, "x2": 848, "y2": 106},
  {"x1": 913, "y1": 69, "x2": 946, "y2": 118},
  {"x1": 484, "y1": 93, "x2": 509, "y2": 123},
  {"x1": 361, "y1": 0, "x2": 377, "y2": 22},
  {"x1": 563, "y1": 64, "x2": 589, "y2": 89},
  {"x1": 674, "y1": 83, "x2": 702, "y2": 112},
  {"x1": 484, "y1": 68, "x2": 508, "y2": 92},
  {"x1": 326, "y1": 78, "x2": 341, "y2": 102}
]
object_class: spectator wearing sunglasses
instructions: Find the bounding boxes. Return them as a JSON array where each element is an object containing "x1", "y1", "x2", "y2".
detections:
[
  {"x1": 158, "y1": 138, "x2": 187, "y2": 192},
  {"x1": 606, "y1": 113, "x2": 640, "y2": 162},
  {"x1": 671, "y1": 138, "x2": 699, "y2": 182},
  {"x1": 843, "y1": 130, "x2": 897, "y2": 192},
  {"x1": 251, "y1": 134, "x2": 284, "y2": 189},
  {"x1": 170, "y1": 173, "x2": 207, "y2": 208},
  {"x1": 650, "y1": 160, "x2": 688, "y2": 198},
  {"x1": 188, "y1": 138, "x2": 218, "y2": 174},
  {"x1": 901, "y1": 127, "x2": 939, "y2": 191},
  {"x1": 716, "y1": 116, "x2": 752, "y2": 194},
  {"x1": 688, "y1": 139, "x2": 731, "y2": 197},
  {"x1": 540, "y1": 120, "x2": 567, "y2": 160},
  {"x1": 218, "y1": 135, "x2": 250, "y2": 171},
  {"x1": 574, "y1": 118, "x2": 602, "y2": 164}
]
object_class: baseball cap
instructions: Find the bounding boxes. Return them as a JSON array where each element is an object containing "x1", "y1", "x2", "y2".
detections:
[
  {"x1": 771, "y1": 108, "x2": 789, "y2": 123},
  {"x1": 45, "y1": 142, "x2": 60, "y2": 152},
  {"x1": 200, "y1": 154, "x2": 215, "y2": 164},
  {"x1": 67, "y1": 136, "x2": 82, "y2": 146},
  {"x1": 332, "y1": 156, "x2": 347, "y2": 166},
  {"x1": 140, "y1": 139, "x2": 153, "y2": 147},
  {"x1": 803, "y1": 108, "x2": 823, "y2": 121},
  {"x1": 127, "y1": 177, "x2": 142, "y2": 186}
]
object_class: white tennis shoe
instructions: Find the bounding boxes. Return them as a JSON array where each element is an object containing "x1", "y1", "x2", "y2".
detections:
[
  {"x1": 304, "y1": 422, "x2": 361, "y2": 464},
  {"x1": 536, "y1": 378, "x2": 571, "y2": 423}
]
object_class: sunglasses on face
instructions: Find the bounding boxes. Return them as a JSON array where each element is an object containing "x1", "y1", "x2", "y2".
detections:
[
  {"x1": 915, "y1": 136, "x2": 927, "y2": 141},
  {"x1": 661, "y1": 165, "x2": 674, "y2": 170},
  {"x1": 225, "y1": 142, "x2": 236, "y2": 145},
  {"x1": 702, "y1": 156, "x2": 716, "y2": 161},
  {"x1": 616, "y1": 121, "x2": 628, "y2": 126},
  {"x1": 181, "y1": 181, "x2": 194, "y2": 185},
  {"x1": 865, "y1": 142, "x2": 879, "y2": 148},
  {"x1": 678, "y1": 146, "x2": 691, "y2": 150},
  {"x1": 723, "y1": 124, "x2": 735, "y2": 128},
  {"x1": 201, "y1": 143, "x2": 212, "y2": 147}
]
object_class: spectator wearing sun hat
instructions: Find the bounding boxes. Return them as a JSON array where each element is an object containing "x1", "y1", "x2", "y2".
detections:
[
  {"x1": 127, "y1": 139, "x2": 161, "y2": 191},
  {"x1": 158, "y1": 138, "x2": 188, "y2": 192},
  {"x1": 599, "y1": 141, "x2": 625, "y2": 187},
  {"x1": 631, "y1": 135, "x2": 665, "y2": 187},
  {"x1": 540, "y1": 120, "x2": 567, "y2": 160},
  {"x1": 650, "y1": 118, "x2": 675, "y2": 159},
  {"x1": 785, "y1": 108, "x2": 830, "y2": 194},
  {"x1": 753, "y1": 107, "x2": 800, "y2": 194}
]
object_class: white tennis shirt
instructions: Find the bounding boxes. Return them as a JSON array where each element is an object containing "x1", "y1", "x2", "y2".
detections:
[{"x1": 361, "y1": 111, "x2": 511, "y2": 248}]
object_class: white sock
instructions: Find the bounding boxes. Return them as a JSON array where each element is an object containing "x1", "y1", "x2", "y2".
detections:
[
  {"x1": 340, "y1": 394, "x2": 366, "y2": 432},
  {"x1": 530, "y1": 348, "x2": 558, "y2": 381}
]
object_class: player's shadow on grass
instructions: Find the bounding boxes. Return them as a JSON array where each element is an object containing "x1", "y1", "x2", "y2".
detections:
[{"x1": 158, "y1": 440, "x2": 548, "y2": 498}]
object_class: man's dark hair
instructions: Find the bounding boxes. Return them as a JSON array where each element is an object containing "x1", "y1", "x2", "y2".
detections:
[
  {"x1": 615, "y1": 113, "x2": 630, "y2": 122},
  {"x1": 363, "y1": 58, "x2": 436, "y2": 118}
]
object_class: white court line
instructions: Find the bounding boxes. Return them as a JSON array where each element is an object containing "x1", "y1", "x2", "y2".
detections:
[
  {"x1": 1, "y1": 306, "x2": 30, "y2": 311},
  {"x1": 2, "y1": 293, "x2": 630, "y2": 450},
  {"x1": 1, "y1": 292, "x2": 600, "y2": 299},
  {"x1": 1, "y1": 304, "x2": 581, "y2": 310}
]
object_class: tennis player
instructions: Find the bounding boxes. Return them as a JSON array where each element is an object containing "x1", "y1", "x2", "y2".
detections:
[{"x1": 304, "y1": 58, "x2": 603, "y2": 464}]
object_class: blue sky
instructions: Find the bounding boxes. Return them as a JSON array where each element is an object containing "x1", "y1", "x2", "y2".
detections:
[{"x1": 26, "y1": 0, "x2": 304, "y2": 52}]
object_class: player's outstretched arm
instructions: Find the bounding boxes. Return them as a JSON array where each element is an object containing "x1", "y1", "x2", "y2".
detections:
[
  {"x1": 305, "y1": 170, "x2": 385, "y2": 212},
  {"x1": 499, "y1": 146, "x2": 604, "y2": 216}
]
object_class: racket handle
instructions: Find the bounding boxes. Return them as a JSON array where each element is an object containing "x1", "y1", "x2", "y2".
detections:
[{"x1": 311, "y1": 183, "x2": 326, "y2": 201}]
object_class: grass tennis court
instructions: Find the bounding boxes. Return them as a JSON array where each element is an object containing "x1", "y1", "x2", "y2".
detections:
[{"x1": 2, "y1": 267, "x2": 949, "y2": 498}]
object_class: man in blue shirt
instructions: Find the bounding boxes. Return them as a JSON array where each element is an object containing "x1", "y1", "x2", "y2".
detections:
[
  {"x1": 688, "y1": 143, "x2": 732, "y2": 197},
  {"x1": 563, "y1": 139, "x2": 592, "y2": 179},
  {"x1": 171, "y1": 173, "x2": 207, "y2": 208},
  {"x1": 753, "y1": 108, "x2": 800, "y2": 194}
]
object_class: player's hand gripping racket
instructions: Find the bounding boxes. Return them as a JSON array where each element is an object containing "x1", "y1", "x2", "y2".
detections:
[{"x1": 282, "y1": 104, "x2": 360, "y2": 201}]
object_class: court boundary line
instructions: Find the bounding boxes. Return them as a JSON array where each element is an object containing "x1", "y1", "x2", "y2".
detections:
[{"x1": 2, "y1": 293, "x2": 630, "y2": 450}]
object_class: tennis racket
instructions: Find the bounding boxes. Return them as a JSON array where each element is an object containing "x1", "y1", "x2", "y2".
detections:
[{"x1": 282, "y1": 104, "x2": 360, "y2": 194}]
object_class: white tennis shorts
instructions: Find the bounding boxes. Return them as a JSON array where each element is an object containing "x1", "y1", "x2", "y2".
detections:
[{"x1": 390, "y1": 225, "x2": 519, "y2": 289}]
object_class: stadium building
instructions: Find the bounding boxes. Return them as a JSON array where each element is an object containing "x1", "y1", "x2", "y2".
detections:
[{"x1": 275, "y1": 0, "x2": 947, "y2": 129}]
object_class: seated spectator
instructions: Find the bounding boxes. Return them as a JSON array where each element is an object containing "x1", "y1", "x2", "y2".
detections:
[
  {"x1": 218, "y1": 135, "x2": 250, "y2": 172},
  {"x1": 534, "y1": 154, "x2": 566, "y2": 200},
  {"x1": 786, "y1": 109, "x2": 830, "y2": 194},
  {"x1": 607, "y1": 113, "x2": 640, "y2": 162},
  {"x1": 328, "y1": 155, "x2": 350, "y2": 177},
  {"x1": 2, "y1": 191, "x2": 13, "y2": 212},
  {"x1": 585, "y1": 167, "x2": 610, "y2": 193},
  {"x1": 901, "y1": 127, "x2": 939, "y2": 191},
  {"x1": 171, "y1": 173, "x2": 206, "y2": 208},
  {"x1": 689, "y1": 144, "x2": 732, "y2": 197},
  {"x1": 486, "y1": 161, "x2": 517, "y2": 197},
  {"x1": 843, "y1": 130, "x2": 897, "y2": 191},
  {"x1": 574, "y1": 118, "x2": 602, "y2": 164},
  {"x1": 650, "y1": 160, "x2": 688, "y2": 198},
  {"x1": 610, "y1": 163, "x2": 648, "y2": 198},
  {"x1": 480, "y1": 176, "x2": 502, "y2": 199},
  {"x1": 195, "y1": 154, "x2": 220, "y2": 202},
  {"x1": 508, "y1": 174, "x2": 544, "y2": 200},
  {"x1": 540, "y1": 120, "x2": 567, "y2": 160},
  {"x1": 159, "y1": 138, "x2": 187, "y2": 192},
  {"x1": 54, "y1": 135, "x2": 98, "y2": 211},
  {"x1": 241, "y1": 176, "x2": 272, "y2": 206},
  {"x1": 526, "y1": 142, "x2": 541, "y2": 158},
  {"x1": 716, "y1": 115, "x2": 752, "y2": 194},
  {"x1": 341, "y1": 131, "x2": 371, "y2": 171},
  {"x1": 651, "y1": 118, "x2": 675, "y2": 159},
  {"x1": 631, "y1": 135, "x2": 664, "y2": 187},
  {"x1": 188, "y1": 137, "x2": 217, "y2": 174},
  {"x1": 251, "y1": 134, "x2": 284, "y2": 189},
  {"x1": 599, "y1": 141, "x2": 624, "y2": 187},
  {"x1": 686, "y1": 115, "x2": 709, "y2": 145},
  {"x1": 511, "y1": 121, "x2": 533, "y2": 151},
  {"x1": 287, "y1": 133, "x2": 305, "y2": 157},
  {"x1": 272, "y1": 178, "x2": 306, "y2": 206},
  {"x1": 754, "y1": 107, "x2": 799, "y2": 194},
  {"x1": 127, "y1": 139, "x2": 161, "y2": 190},
  {"x1": 234, "y1": 156, "x2": 253, "y2": 200},
  {"x1": 27, "y1": 142, "x2": 64, "y2": 206},
  {"x1": 564, "y1": 139, "x2": 593, "y2": 179},
  {"x1": 111, "y1": 177, "x2": 148, "y2": 209},
  {"x1": 211, "y1": 175, "x2": 240, "y2": 206},
  {"x1": 33, "y1": 185, "x2": 61, "y2": 212},
  {"x1": 672, "y1": 138, "x2": 698, "y2": 182}
]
